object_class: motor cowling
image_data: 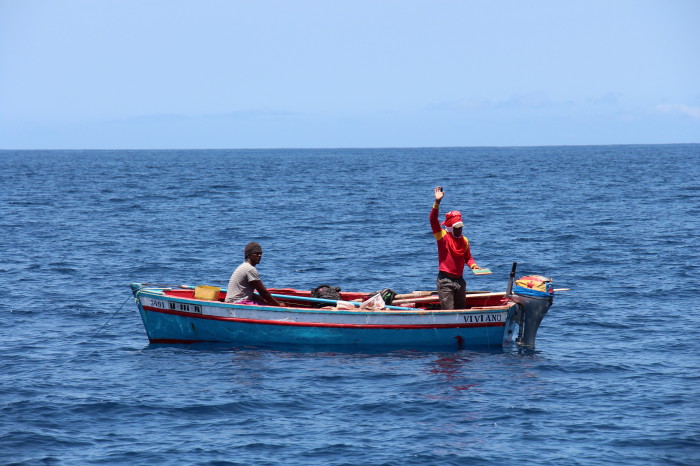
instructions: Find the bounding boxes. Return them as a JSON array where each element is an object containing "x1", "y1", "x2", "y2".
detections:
[{"x1": 510, "y1": 275, "x2": 554, "y2": 348}]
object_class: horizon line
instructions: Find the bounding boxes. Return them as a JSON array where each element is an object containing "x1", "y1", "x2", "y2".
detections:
[{"x1": 1, "y1": 142, "x2": 698, "y2": 152}]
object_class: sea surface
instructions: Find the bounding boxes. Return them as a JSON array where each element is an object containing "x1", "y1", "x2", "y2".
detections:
[{"x1": 1, "y1": 145, "x2": 699, "y2": 465}]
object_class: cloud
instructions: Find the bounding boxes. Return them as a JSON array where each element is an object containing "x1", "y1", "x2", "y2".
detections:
[
  {"x1": 424, "y1": 92, "x2": 578, "y2": 113},
  {"x1": 585, "y1": 92, "x2": 621, "y2": 105},
  {"x1": 424, "y1": 98, "x2": 491, "y2": 112},
  {"x1": 496, "y1": 92, "x2": 559, "y2": 109},
  {"x1": 655, "y1": 104, "x2": 700, "y2": 119},
  {"x1": 115, "y1": 108, "x2": 299, "y2": 124},
  {"x1": 207, "y1": 109, "x2": 300, "y2": 120}
]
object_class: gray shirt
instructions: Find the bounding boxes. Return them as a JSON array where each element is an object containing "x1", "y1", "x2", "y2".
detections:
[{"x1": 225, "y1": 261, "x2": 261, "y2": 303}]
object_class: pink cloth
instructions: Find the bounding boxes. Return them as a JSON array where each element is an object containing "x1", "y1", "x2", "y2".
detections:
[{"x1": 234, "y1": 299, "x2": 260, "y2": 305}]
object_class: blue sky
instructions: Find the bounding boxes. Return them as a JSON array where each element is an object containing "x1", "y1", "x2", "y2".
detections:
[{"x1": 1, "y1": 0, "x2": 698, "y2": 149}]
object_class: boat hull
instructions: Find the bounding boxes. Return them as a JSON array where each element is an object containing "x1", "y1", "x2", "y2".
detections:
[{"x1": 133, "y1": 287, "x2": 517, "y2": 349}]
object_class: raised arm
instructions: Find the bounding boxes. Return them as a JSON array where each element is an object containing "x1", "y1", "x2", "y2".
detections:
[{"x1": 430, "y1": 186, "x2": 444, "y2": 234}]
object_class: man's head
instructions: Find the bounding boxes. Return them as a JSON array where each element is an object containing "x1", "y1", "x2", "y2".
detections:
[
  {"x1": 441, "y1": 210, "x2": 464, "y2": 237},
  {"x1": 244, "y1": 242, "x2": 263, "y2": 264}
]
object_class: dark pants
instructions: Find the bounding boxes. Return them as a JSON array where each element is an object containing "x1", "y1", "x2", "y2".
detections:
[{"x1": 437, "y1": 271, "x2": 466, "y2": 310}]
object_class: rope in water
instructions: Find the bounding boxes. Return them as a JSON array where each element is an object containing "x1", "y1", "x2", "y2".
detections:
[
  {"x1": 86, "y1": 289, "x2": 140, "y2": 343},
  {"x1": 58, "y1": 288, "x2": 142, "y2": 367}
]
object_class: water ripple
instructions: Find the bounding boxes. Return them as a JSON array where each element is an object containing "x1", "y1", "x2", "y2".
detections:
[{"x1": 1, "y1": 146, "x2": 699, "y2": 465}]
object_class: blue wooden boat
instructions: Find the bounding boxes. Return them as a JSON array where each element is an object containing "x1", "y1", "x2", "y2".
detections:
[{"x1": 131, "y1": 268, "x2": 556, "y2": 349}]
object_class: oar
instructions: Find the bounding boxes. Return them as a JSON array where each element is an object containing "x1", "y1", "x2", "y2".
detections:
[
  {"x1": 392, "y1": 288, "x2": 570, "y2": 305},
  {"x1": 269, "y1": 293, "x2": 417, "y2": 311},
  {"x1": 396, "y1": 290, "x2": 488, "y2": 297},
  {"x1": 394, "y1": 291, "x2": 433, "y2": 299}
]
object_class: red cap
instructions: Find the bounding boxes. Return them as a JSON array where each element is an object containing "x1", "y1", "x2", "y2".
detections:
[{"x1": 441, "y1": 210, "x2": 463, "y2": 227}]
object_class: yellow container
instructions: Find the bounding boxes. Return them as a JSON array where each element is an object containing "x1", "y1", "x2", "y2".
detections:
[{"x1": 194, "y1": 285, "x2": 221, "y2": 301}]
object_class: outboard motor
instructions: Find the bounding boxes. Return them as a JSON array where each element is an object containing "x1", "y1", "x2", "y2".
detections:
[{"x1": 506, "y1": 263, "x2": 554, "y2": 348}]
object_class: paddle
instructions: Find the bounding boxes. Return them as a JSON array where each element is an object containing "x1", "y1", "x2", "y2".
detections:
[
  {"x1": 392, "y1": 288, "x2": 570, "y2": 305},
  {"x1": 394, "y1": 291, "x2": 433, "y2": 300},
  {"x1": 396, "y1": 290, "x2": 490, "y2": 297},
  {"x1": 268, "y1": 293, "x2": 418, "y2": 311}
]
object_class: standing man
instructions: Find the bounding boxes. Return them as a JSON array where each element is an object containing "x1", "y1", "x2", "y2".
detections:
[
  {"x1": 430, "y1": 186, "x2": 482, "y2": 309},
  {"x1": 225, "y1": 242, "x2": 284, "y2": 306}
]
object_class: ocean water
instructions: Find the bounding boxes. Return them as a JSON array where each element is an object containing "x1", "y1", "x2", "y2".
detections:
[{"x1": 1, "y1": 145, "x2": 699, "y2": 465}]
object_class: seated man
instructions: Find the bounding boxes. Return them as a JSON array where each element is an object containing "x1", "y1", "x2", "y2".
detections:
[{"x1": 225, "y1": 242, "x2": 283, "y2": 306}]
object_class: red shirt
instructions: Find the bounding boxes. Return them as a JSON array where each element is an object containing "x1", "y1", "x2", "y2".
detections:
[{"x1": 430, "y1": 205, "x2": 475, "y2": 277}]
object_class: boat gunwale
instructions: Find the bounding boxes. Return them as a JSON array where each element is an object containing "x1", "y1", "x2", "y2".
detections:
[{"x1": 133, "y1": 286, "x2": 514, "y2": 316}]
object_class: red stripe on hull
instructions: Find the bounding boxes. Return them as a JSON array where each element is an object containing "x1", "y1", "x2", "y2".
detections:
[{"x1": 142, "y1": 305, "x2": 505, "y2": 329}]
